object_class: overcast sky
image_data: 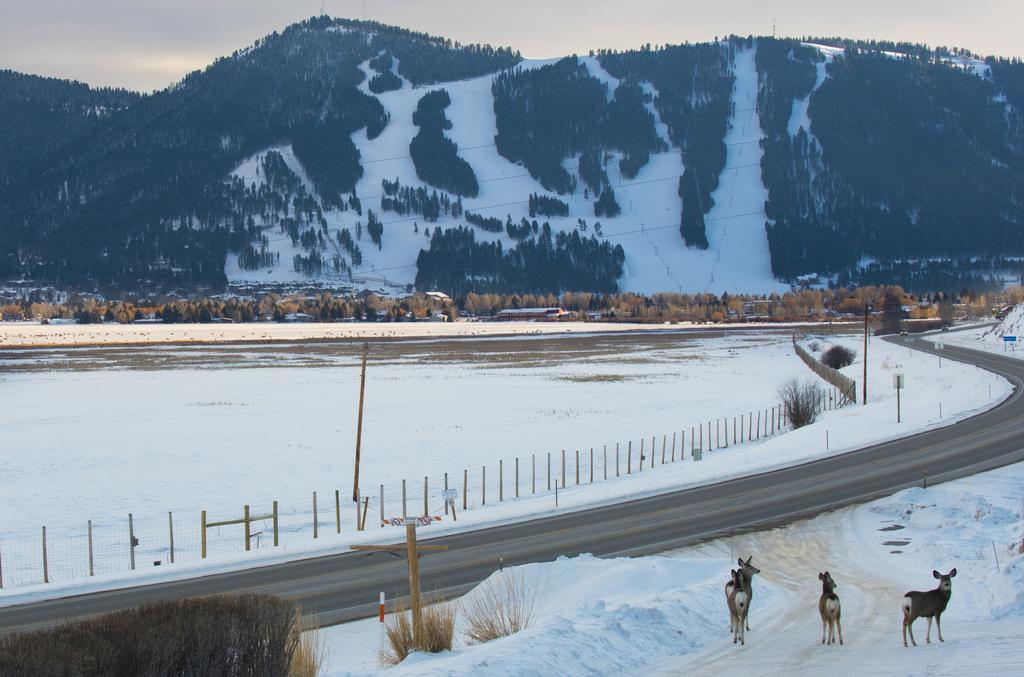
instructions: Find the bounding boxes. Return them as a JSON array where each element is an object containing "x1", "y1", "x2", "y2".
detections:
[{"x1": 1, "y1": 1, "x2": 1018, "y2": 91}]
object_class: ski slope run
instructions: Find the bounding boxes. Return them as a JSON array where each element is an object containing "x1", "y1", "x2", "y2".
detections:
[{"x1": 224, "y1": 44, "x2": 790, "y2": 295}]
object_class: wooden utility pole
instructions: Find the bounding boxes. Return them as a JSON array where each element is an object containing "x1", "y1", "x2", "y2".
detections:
[
  {"x1": 351, "y1": 519, "x2": 448, "y2": 646},
  {"x1": 863, "y1": 304, "x2": 869, "y2": 405},
  {"x1": 353, "y1": 342, "x2": 369, "y2": 502}
]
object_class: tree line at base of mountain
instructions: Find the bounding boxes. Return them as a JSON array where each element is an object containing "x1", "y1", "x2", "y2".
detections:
[{"x1": 10, "y1": 285, "x2": 1008, "y2": 330}]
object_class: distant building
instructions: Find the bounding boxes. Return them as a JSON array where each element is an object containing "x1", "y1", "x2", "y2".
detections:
[
  {"x1": 494, "y1": 307, "x2": 567, "y2": 321},
  {"x1": 283, "y1": 312, "x2": 314, "y2": 323},
  {"x1": 424, "y1": 291, "x2": 451, "y2": 303}
]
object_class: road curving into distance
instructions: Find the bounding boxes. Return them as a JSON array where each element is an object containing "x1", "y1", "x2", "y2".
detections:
[{"x1": 2, "y1": 330, "x2": 1022, "y2": 633}]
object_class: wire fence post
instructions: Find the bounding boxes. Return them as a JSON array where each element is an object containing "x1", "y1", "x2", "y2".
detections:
[
  {"x1": 335, "y1": 490, "x2": 342, "y2": 533},
  {"x1": 532, "y1": 454, "x2": 536, "y2": 495},
  {"x1": 627, "y1": 441, "x2": 632, "y2": 474},
  {"x1": 575, "y1": 449, "x2": 580, "y2": 485},
  {"x1": 424, "y1": 476, "x2": 429, "y2": 515},
  {"x1": 499, "y1": 461, "x2": 504, "y2": 502},
  {"x1": 443, "y1": 474, "x2": 449, "y2": 515},
  {"x1": 42, "y1": 526, "x2": 49, "y2": 584},
  {"x1": 312, "y1": 493, "x2": 318, "y2": 540},
  {"x1": 590, "y1": 448, "x2": 594, "y2": 483},
  {"x1": 482, "y1": 466, "x2": 486, "y2": 506},
  {"x1": 168, "y1": 512, "x2": 175, "y2": 564},
  {"x1": 463, "y1": 469, "x2": 468, "y2": 511},
  {"x1": 380, "y1": 484, "x2": 385, "y2": 526},
  {"x1": 201, "y1": 510, "x2": 207, "y2": 559},
  {"x1": 515, "y1": 458, "x2": 520, "y2": 498},
  {"x1": 639, "y1": 438, "x2": 644, "y2": 472},
  {"x1": 88, "y1": 519, "x2": 95, "y2": 576},
  {"x1": 547, "y1": 452, "x2": 551, "y2": 491},
  {"x1": 128, "y1": 513, "x2": 136, "y2": 571},
  {"x1": 272, "y1": 500, "x2": 279, "y2": 547},
  {"x1": 245, "y1": 504, "x2": 252, "y2": 550}
]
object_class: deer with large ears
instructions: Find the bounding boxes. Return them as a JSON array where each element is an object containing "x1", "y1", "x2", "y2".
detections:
[
  {"x1": 727, "y1": 569, "x2": 750, "y2": 645},
  {"x1": 902, "y1": 568, "x2": 956, "y2": 647},
  {"x1": 818, "y1": 571, "x2": 843, "y2": 645},
  {"x1": 725, "y1": 557, "x2": 761, "y2": 633}
]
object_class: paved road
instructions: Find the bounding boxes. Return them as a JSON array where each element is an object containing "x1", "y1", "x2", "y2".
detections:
[{"x1": 2, "y1": 332, "x2": 1021, "y2": 634}]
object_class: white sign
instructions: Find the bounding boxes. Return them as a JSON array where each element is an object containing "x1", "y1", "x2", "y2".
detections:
[{"x1": 893, "y1": 373, "x2": 905, "y2": 389}]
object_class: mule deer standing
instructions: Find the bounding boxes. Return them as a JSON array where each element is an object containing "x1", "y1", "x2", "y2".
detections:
[
  {"x1": 818, "y1": 571, "x2": 843, "y2": 645},
  {"x1": 902, "y1": 568, "x2": 956, "y2": 647},
  {"x1": 727, "y1": 569, "x2": 750, "y2": 645},
  {"x1": 725, "y1": 557, "x2": 760, "y2": 632}
]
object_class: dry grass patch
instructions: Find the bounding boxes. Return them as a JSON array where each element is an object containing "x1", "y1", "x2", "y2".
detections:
[
  {"x1": 288, "y1": 610, "x2": 325, "y2": 677},
  {"x1": 378, "y1": 601, "x2": 457, "y2": 667},
  {"x1": 462, "y1": 571, "x2": 537, "y2": 645}
]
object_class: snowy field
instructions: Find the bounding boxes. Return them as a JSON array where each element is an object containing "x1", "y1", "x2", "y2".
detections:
[
  {"x1": 225, "y1": 45, "x2": 787, "y2": 295},
  {"x1": 0, "y1": 319, "x2": 670, "y2": 348},
  {"x1": 921, "y1": 310, "x2": 1022, "y2": 357},
  {"x1": 0, "y1": 328, "x2": 1008, "y2": 604},
  {"x1": 318, "y1": 455, "x2": 1024, "y2": 676}
]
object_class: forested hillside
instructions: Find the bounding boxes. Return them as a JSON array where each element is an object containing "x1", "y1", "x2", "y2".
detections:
[{"x1": 1, "y1": 18, "x2": 1022, "y2": 296}]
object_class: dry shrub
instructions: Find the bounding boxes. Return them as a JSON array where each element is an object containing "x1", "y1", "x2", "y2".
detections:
[
  {"x1": 379, "y1": 600, "x2": 456, "y2": 667},
  {"x1": 0, "y1": 594, "x2": 298, "y2": 677},
  {"x1": 821, "y1": 344, "x2": 856, "y2": 369},
  {"x1": 288, "y1": 610, "x2": 325, "y2": 677},
  {"x1": 779, "y1": 378, "x2": 823, "y2": 429},
  {"x1": 462, "y1": 571, "x2": 536, "y2": 645}
]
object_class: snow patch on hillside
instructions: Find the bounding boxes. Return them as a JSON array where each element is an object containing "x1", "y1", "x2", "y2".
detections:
[{"x1": 787, "y1": 53, "x2": 832, "y2": 139}]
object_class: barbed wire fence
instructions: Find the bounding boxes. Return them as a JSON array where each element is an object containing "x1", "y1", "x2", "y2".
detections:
[{"x1": 0, "y1": 396, "x2": 822, "y2": 590}]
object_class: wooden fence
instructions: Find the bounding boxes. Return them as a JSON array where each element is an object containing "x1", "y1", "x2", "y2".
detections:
[{"x1": 793, "y1": 339, "x2": 857, "y2": 404}]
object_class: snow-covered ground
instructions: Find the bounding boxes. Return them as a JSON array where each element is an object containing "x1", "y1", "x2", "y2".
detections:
[
  {"x1": 0, "y1": 329, "x2": 1008, "y2": 604},
  {"x1": 224, "y1": 46, "x2": 788, "y2": 295},
  {"x1": 920, "y1": 313, "x2": 1020, "y2": 356},
  {"x1": 318, "y1": 455, "x2": 1024, "y2": 676}
]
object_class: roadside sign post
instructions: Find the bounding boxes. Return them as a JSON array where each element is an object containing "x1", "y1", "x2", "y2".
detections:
[
  {"x1": 1003, "y1": 336, "x2": 1016, "y2": 352},
  {"x1": 351, "y1": 515, "x2": 447, "y2": 646},
  {"x1": 893, "y1": 372, "x2": 905, "y2": 423},
  {"x1": 442, "y1": 489, "x2": 458, "y2": 522}
]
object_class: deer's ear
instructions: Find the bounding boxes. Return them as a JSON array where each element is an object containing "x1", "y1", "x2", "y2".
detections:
[
  {"x1": 933, "y1": 570, "x2": 941, "y2": 579},
  {"x1": 948, "y1": 568, "x2": 957, "y2": 578},
  {"x1": 746, "y1": 556, "x2": 753, "y2": 565},
  {"x1": 738, "y1": 558, "x2": 745, "y2": 567},
  {"x1": 818, "y1": 572, "x2": 824, "y2": 580}
]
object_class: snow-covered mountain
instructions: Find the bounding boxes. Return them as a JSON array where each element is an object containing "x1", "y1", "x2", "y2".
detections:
[{"x1": 2, "y1": 18, "x2": 1022, "y2": 295}]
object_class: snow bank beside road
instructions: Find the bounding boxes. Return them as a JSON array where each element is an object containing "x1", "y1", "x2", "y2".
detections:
[
  {"x1": 318, "y1": 459, "x2": 1024, "y2": 675},
  {"x1": 318, "y1": 553, "x2": 781, "y2": 676},
  {"x1": 657, "y1": 459, "x2": 1024, "y2": 675}
]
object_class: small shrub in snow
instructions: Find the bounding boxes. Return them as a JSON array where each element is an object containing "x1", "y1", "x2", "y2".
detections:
[
  {"x1": 821, "y1": 345, "x2": 857, "y2": 370},
  {"x1": 289, "y1": 610, "x2": 325, "y2": 677},
  {"x1": 463, "y1": 571, "x2": 536, "y2": 644},
  {"x1": 379, "y1": 601, "x2": 456, "y2": 666},
  {"x1": 779, "y1": 378, "x2": 823, "y2": 429},
  {"x1": 808, "y1": 341, "x2": 821, "y2": 353}
]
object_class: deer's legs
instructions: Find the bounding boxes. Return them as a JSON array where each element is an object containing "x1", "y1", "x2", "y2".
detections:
[
  {"x1": 822, "y1": 619, "x2": 827, "y2": 644},
  {"x1": 837, "y1": 618, "x2": 844, "y2": 645},
  {"x1": 906, "y1": 619, "x2": 917, "y2": 647},
  {"x1": 936, "y1": 614, "x2": 944, "y2": 642},
  {"x1": 926, "y1": 616, "x2": 933, "y2": 643}
]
